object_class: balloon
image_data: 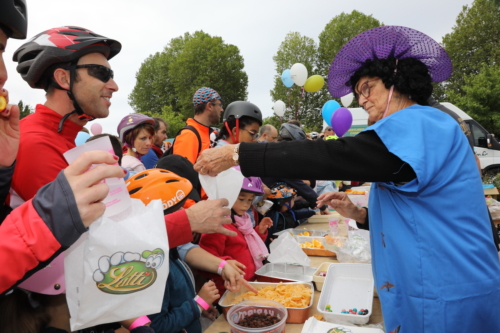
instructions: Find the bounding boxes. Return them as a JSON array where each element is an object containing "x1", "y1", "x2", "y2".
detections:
[
  {"x1": 304, "y1": 75, "x2": 325, "y2": 93},
  {"x1": 281, "y1": 69, "x2": 294, "y2": 88},
  {"x1": 273, "y1": 100, "x2": 286, "y2": 117},
  {"x1": 341, "y1": 93, "x2": 354, "y2": 108},
  {"x1": 331, "y1": 107, "x2": 353, "y2": 137},
  {"x1": 321, "y1": 100, "x2": 341, "y2": 126},
  {"x1": 75, "y1": 132, "x2": 90, "y2": 146},
  {"x1": 90, "y1": 123, "x2": 103, "y2": 135},
  {"x1": 290, "y1": 63, "x2": 308, "y2": 86}
]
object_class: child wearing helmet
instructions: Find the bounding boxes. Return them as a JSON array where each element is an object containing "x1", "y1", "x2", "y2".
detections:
[
  {"x1": 213, "y1": 101, "x2": 263, "y2": 147},
  {"x1": 198, "y1": 168, "x2": 273, "y2": 297},
  {"x1": 117, "y1": 114, "x2": 155, "y2": 172},
  {"x1": 126, "y1": 169, "x2": 252, "y2": 333}
]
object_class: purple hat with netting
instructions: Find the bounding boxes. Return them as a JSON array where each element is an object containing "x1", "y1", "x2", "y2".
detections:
[
  {"x1": 193, "y1": 87, "x2": 222, "y2": 106},
  {"x1": 328, "y1": 26, "x2": 453, "y2": 98}
]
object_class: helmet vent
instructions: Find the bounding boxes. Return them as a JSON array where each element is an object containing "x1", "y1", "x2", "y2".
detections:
[
  {"x1": 128, "y1": 187, "x2": 142, "y2": 195},
  {"x1": 165, "y1": 179, "x2": 179, "y2": 184},
  {"x1": 134, "y1": 173, "x2": 148, "y2": 180}
]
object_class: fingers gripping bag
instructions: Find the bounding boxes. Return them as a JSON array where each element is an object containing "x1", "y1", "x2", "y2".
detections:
[{"x1": 65, "y1": 199, "x2": 169, "y2": 331}]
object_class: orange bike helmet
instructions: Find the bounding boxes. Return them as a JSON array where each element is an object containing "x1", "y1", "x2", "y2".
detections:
[
  {"x1": 126, "y1": 168, "x2": 193, "y2": 214},
  {"x1": 267, "y1": 182, "x2": 297, "y2": 207}
]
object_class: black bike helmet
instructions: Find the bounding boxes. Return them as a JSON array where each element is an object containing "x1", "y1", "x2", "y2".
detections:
[
  {"x1": 0, "y1": 0, "x2": 27, "y2": 39},
  {"x1": 13, "y1": 26, "x2": 121, "y2": 131},
  {"x1": 280, "y1": 123, "x2": 307, "y2": 141},
  {"x1": 222, "y1": 101, "x2": 263, "y2": 144}
]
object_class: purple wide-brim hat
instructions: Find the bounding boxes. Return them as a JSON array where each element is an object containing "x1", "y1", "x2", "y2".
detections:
[{"x1": 328, "y1": 26, "x2": 453, "y2": 98}]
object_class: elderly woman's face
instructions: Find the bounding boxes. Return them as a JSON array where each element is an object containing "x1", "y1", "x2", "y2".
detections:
[{"x1": 355, "y1": 76, "x2": 390, "y2": 123}]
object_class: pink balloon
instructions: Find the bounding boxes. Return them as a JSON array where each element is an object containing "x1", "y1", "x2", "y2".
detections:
[
  {"x1": 330, "y1": 107, "x2": 353, "y2": 137},
  {"x1": 90, "y1": 123, "x2": 103, "y2": 135}
]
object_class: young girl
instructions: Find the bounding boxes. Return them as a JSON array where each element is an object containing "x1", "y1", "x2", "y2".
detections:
[
  {"x1": 198, "y1": 170, "x2": 273, "y2": 294},
  {"x1": 213, "y1": 101, "x2": 262, "y2": 147},
  {"x1": 117, "y1": 113, "x2": 155, "y2": 172}
]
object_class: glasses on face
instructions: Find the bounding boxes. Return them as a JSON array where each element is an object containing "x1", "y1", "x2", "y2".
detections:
[
  {"x1": 74, "y1": 64, "x2": 114, "y2": 83},
  {"x1": 356, "y1": 78, "x2": 380, "y2": 100},
  {"x1": 211, "y1": 102, "x2": 223, "y2": 108},
  {"x1": 325, "y1": 128, "x2": 333, "y2": 131},
  {"x1": 243, "y1": 128, "x2": 259, "y2": 140}
]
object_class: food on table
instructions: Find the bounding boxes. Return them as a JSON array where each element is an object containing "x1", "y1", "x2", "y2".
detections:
[
  {"x1": 345, "y1": 189, "x2": 365, "y2": 194},
  {"x1": 317, "y1": 271, "x2": 327, "y2": 277},
  {"x1": 299, "y1": 239, "x2": 324, "y2": 249},
  {"x1": 297, "y1": 231, "x2": 310, "y2": 236},
  {"x1": 312, "y1": 314, "x2": 324, "y2": 321},
  {"x1": 325, "y1": 235, "x2": 345, "y2": 247},
  {"x1": 231, "y1": 283, "x2": 312, "y2": 308},
  {"x1": 237, "y1": 313, "x2": 281, "y2": 328}
]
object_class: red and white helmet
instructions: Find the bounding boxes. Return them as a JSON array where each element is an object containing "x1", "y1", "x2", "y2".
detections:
[{"x1": 13, "y1": 26, "x2": 121, "y2": 90}]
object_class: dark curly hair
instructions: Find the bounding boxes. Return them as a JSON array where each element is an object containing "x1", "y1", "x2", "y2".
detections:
[{"x1": 348, "y1": 57, "x2": 433, "y2": 106}]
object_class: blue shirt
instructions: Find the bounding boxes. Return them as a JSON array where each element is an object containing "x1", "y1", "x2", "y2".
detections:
[{"x1": 142, "y1": 147, "x2": 159, "y2": 169}]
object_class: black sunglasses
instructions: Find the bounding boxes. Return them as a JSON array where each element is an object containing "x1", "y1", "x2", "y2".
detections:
[{"x1": 74, "y1": 64, "x2": 114, "y2": 83}]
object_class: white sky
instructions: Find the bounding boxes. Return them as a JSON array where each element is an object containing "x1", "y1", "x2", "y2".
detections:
[{"x1": 3, "y1": 0, "x2": 473, "y2": 135}]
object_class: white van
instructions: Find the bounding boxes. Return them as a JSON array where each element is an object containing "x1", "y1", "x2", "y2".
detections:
[{"x1": 324, "y1": 103, "x2": 500, "y2": 175}]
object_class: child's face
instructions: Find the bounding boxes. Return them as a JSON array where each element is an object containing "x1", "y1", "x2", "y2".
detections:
[{"x1": 233, "y1": 191, "x2": 255, "y2": 215}]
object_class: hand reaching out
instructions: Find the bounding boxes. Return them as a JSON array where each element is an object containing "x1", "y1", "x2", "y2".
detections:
[
  {"x1": 198, "y1": 280, "x2": 220, "y2": 305},
  {"x1": 258, "y1": 217, "x2": 273, "y2": 234}
]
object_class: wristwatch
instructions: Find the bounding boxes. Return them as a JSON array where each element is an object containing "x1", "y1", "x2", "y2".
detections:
[{"x1": 232, "y1": 144, "x2": 240, "y2": 166}]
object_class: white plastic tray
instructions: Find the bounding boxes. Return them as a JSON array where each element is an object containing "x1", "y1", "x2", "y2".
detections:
[
  {"x1": 317, "y1": 263, "x2": 374, "y2": 325},
  {"x1": 301, "y1": 317, "x2": 384, "y2": 333}
]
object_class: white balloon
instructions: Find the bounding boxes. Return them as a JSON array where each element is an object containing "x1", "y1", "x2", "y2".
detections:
[
  {"x1": 273, "y1": 100, "x2": 286, "y2": 117},
  {"x1": 341, "y1": 93, "x2": 354, "y2": 108},
  {"x1": 290, "y1": 63, "x2": 308, "y2": 86}
]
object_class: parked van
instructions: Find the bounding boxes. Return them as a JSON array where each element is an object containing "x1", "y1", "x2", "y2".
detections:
[{"x1": 324, "y1": 103, "x2": 500, "y2": 175}]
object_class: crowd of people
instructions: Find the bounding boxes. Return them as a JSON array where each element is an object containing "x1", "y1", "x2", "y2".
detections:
[{"x1": 1, "y1": 1, "x2": 499, "y2": 333}]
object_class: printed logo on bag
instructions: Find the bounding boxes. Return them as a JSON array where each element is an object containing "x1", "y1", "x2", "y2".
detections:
[
  {"x1": 93, "y1": 248, "x2": 165, "y2": 294},
  {"x1": 162, "y1": 190, "x2": 186, "y2": 210}
]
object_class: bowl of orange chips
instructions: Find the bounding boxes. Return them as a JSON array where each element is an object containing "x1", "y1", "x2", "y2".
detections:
[{"x1": 296, "y1": 236, "x2": 335, "y2": 257}]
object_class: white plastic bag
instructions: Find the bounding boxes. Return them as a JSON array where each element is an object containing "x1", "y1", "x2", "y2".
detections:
[
  {"x1": 65, "y1": 199, "x2": 169, "y2": 331},
  {"x1": 199, "y1": 168, "x2": 244, "y2": 208},
  {"x1": 268, "y1": 233, "x2": 310, "y2": 266}
]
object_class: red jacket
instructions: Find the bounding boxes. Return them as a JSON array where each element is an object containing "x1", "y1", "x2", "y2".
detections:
[{"x1": 198, "y1": 221, "x2": 267, "y2": 294}]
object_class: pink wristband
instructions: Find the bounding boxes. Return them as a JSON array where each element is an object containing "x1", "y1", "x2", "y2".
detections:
[
  {"x1": 129, "y1": 316, "x2": 151, "y2": 330},
  {"x1": 195, "y1": 295, "x2": 210, "y2": 310},
  {"x1": 218, "y1": 260, "x2": 227, "y2": 275}
]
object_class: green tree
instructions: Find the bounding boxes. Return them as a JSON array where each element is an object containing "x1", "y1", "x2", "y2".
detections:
[
  {"x1": 317, "y1": 10, "x2": 383, "y2": 79},
  {"x1": 441, "y1": 0, "x2": 500, "y2": 99},
  {"x1": 129, "y1": 31, "x2": 248, "y2": 120},
  {"x1": 17, "y1": 100, "x2": 33, "y2": 119},
  {"x1": 270, "y1": 32, "x2": 323, "y2": 131},
  {"x1": 448, "y1": 64, "x2": 500, "y2": 133},
  {"x1": 142, "y1": 105, "x2": 186, "y2": 137}
]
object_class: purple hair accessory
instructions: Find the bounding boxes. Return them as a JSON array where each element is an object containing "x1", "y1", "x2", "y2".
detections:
[{"x1": 328, "y1": 26, "x2": 453, "y2": 98}]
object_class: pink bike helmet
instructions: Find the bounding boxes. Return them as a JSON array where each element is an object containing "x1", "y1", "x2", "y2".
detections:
[
  {"x1": 18, "y1": 253, "x2": 66, "y2": 295},
  {"x1": 233, "y1": 166, "x2": 264, "y2": 195},
  {"x1": 117, "y1": 113, "x2": 154, "y2": 146}
]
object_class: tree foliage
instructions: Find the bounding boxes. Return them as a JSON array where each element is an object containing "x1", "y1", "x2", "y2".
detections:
[
  {"x1": 448, "y1": 64, "x2": 500, "y2": 133},
  {"x1": 441, "y1": 0, "x2": 500, "y2": 98},
  {"x1": 270, "y1": 32, "x2": 324, "y2": 131},
  {"x1": 17, "y1": 100, "x2": 33, "y2": 119},
  {"x1": 129, "y1": 31, "x2": 248, "y2": 120},
  {"x1": 142, "y1": 105, "x2": 186, "y2": 137},
  {"x1": 317, "y1": 10, "x2": 383, "y2": 79}
]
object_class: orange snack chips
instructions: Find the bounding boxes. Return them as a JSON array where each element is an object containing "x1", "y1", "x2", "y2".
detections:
[{"x1": 231, "y1": 283, "x2": 312, "y2": 308}]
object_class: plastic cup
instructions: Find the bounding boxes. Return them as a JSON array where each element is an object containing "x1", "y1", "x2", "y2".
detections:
[{"x1": 227, "y1": 299, "x2": 287, "y2": 333}]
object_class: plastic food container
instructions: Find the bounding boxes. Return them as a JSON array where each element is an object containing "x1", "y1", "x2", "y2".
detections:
[
  {"x1": 272, "y1": 228, "x2": 328, "y2": 238},
  {"x1": 301, "y1": 317, "x2": 384, "y2": 333},
  {"x1": 312, "y1": 262, "x2": 332, "y2": 291},
  {"x1": 296, "y1": 236, "x2": 336, "y2": 257},
  {"x1": 220, "y1": 281, "x2": 314, "y2": 323},
  {"x1": 255, "y1": 263, "x2": 317, "y2": 283},
  {"x1": 317, "y1": 263, "x2": 374, "y2": 325},
  {"x1": 227, "y1": 299, "x2": 287, "y2": 333}
]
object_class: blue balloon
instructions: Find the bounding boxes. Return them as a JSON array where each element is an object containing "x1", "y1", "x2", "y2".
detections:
[
  {"x1": 322, "y1": 100, "x2": 341, "y2": 126},
  {"x1": 75, "y1": 131, "x2": 91, "y2": 146},
  {"x1": 281, "y1": 69, "x2": 294, "y2": 88}
]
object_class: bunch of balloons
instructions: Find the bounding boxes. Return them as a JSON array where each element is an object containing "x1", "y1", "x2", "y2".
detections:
[
  {"x1": 281, "y1": 63, "x2": 325, "y2": 93},
  {"x1": 321, "y1": 100, "x2": 353, "y2": 137}
]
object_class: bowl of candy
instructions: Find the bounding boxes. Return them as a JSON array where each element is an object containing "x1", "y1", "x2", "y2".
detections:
[{"x1": 227, "y1": 299, "x2": 288, "y2": 333}]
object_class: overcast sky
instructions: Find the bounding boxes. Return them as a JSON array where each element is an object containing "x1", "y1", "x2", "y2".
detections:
[{"x1": 3, "y1": 0, "x2": 474, "y2": 135}]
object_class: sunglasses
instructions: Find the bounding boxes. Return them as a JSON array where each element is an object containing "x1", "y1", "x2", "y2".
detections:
[
  {"x1": 74, "y1": 64, "x2": 114, "y2": 83},
  {"x1": 325, "y1": 128, "x2": 333, "y2": 131},
  {"x1": 356, "y1": 78, "x2": 380, "y2": 99}
]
